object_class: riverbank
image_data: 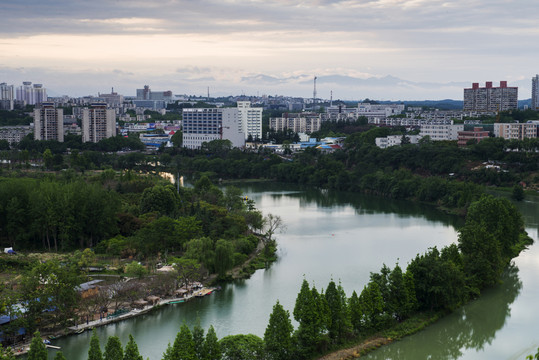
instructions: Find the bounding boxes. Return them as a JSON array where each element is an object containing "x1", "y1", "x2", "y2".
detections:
[{"x1": 11, "y1": 286, "x2": 218, "y2": 357}]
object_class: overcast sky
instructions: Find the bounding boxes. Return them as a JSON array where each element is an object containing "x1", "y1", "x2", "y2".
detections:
[{"x1": 1, "y1": 0, "x2": 537, "y2": 100}]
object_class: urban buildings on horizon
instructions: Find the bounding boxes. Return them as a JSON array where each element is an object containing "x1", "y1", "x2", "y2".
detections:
[{"x1": 1, "y1": 78, "x2": 539, "y2": 151}]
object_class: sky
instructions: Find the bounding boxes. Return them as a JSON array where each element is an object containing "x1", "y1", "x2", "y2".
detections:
[{"x1": 0, "y1": 0, "x2": 537, "y2": 101}]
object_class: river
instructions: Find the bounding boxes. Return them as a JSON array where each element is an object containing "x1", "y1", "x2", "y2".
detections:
[{"x1": 48, "y1": 183, "x2": 538, "y2": 360}]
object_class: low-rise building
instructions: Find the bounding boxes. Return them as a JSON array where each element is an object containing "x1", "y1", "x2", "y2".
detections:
[
  {"x1": 457, "y1": 127, "x2": 490, "y2": 147},
  {"x1": 494, "y1": 122, "x2": 537, "y2": 140},
  {"x1": 419, "y1": 124, "x2": 463, "y2": 141},
  {"x1": 375, "y1": 134, "x2": 422, "y2": 149},
  {"x1": 0, "y1": 126, "x2": 33, "y2": 144}
]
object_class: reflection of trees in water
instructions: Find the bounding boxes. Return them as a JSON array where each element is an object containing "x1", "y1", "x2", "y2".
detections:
[
  {"x1": 244, "y1": 182, "x2": 463, "y2": 229},
  {"x1": 365, "y1": 264, "x2": 522, "y2": 360}
]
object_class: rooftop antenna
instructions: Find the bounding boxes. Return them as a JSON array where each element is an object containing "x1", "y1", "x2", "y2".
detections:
[{"x1": 313, "y1": 77, "x2": 317, "y2": 106}]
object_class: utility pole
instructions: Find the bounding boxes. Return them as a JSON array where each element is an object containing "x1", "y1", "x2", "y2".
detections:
[{"x1": 313, "y1": 76, "x2": 317, "y2": 108}]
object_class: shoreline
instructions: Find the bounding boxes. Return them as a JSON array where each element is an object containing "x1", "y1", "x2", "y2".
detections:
[{"x1": 11, "y1": 287, "x2": 217, "y2": 356}]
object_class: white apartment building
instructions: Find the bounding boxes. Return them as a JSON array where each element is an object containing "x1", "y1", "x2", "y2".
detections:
[
  {"x1": 357, "y1": 103, "x2": 405, "y2": 120},
  {"x1": 493, "y1": 123, "x2": 537, "y2": 140},
  {"x1": 270, "y1": 113, "x2": 321, "y2": 133},
  {"x1": 182, "y1": 108, "x2": 245, "y2": 149},
  {"x1": 82, "y1": 103, "x2": 116, "y2": 143},
  {"x1": 34, "y1": 103, "x2": 64, "y2": 142},
  {"x1": 419, "y1": 124, "x2": 464, "y2": 141},
  {"x1": 16, "y1": 82, "x2": 47, "y2": 105},
  {"x1": 375, "y1": 135, "x2": 422, "y2": 149},
  {"x1": 237, "y1": 101, "x2": 262, "y2": 140}
]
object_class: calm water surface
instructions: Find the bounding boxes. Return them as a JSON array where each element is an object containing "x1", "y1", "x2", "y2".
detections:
[{"x1": 48, "y1": 183, "x2": 538, "y2": 360}]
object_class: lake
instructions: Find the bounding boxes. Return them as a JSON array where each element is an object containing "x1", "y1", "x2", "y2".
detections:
[{"x1": 49, "y1": 183, "x2": 538, "y2": 359}]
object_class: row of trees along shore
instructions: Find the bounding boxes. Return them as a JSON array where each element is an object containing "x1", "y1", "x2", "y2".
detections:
[{"x1": 5, "y1": 193, "x2": 530, "y2": 360}]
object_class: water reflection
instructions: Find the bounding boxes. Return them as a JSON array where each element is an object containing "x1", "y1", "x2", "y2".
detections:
[
  {"x1": 364, "y1": 264, "x2": 522, "y2": 360},
  {"x1": 242, "y1": 182, "x2": 464, "y2": 229}
]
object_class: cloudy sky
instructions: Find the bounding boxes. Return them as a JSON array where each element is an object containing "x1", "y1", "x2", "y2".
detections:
[{"x1": 1, "y1": 0, "x2": 537, "y2": 100}]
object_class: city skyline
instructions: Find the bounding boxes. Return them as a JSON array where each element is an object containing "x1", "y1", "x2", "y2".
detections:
[{"x1": 1, "y1": 1, "x2": 538, "y2": 100}]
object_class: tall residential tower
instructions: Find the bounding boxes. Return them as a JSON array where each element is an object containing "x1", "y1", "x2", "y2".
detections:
[
  {"x1": 34, "y1": 102, "x2": 64, "y2": 142},
  {"x1": 463, "y1": 81, "x2": 518, "y2": 112},
  {"x1": 532, "y1": 75, "x2": 539, "y2": 110},
  {"x1": 82, "y1": 103, "x2": 116, "y2": 143}
]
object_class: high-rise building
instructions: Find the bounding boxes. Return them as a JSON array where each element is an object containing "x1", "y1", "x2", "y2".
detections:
[
  {"x1": 463, "y1": 81, "x2": 518, "y2": 112},
  {"x1": 532, "y1": 75, "x2": 539, "y2": 110},
  {"x1": 182, "y1": 108, "x2": 244, "y2": 149},
  {"x1": 16, "y1": 81, "x2": 47, "y2": 105},
  {"x1": 237, "y1": 101, "x2": 262, "y2": 140},
  {"x1": 82, "y1": 103, "x2": 116, "y2": 143},
  {"x1": 34, "y1": 102, "x2": 64, "y2": 141},
  {"x1": 0, "y1": 83, "x2": 14, "y2": 110}
]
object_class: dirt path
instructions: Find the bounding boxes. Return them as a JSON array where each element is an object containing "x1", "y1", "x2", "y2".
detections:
[{"x1": 317, "y1": 337, "x2": 393, "y2": 360}]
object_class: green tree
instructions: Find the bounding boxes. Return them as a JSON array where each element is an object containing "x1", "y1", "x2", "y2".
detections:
[
  {"x1": 458, "y1": 224, "x2": 502, "y2": 291},
  {"x1": 348, "y1": 290, "x2": 362, "y2": 334},
  {"x1": 54, "y1": 352, "x2": 67, "y2": 360},
  {"x1": 204, "y1": 325, "x2": 221, "y2": 360},
  {"x1": 219, "y1": 334, "x2": 264, "y2": 360},
  {"x1": 359, "y1": 281, "x2": 384, "y2": 331},
  {"x1": 192, "y1": 322, "x2": 206, "y2": 360},
  {"x1": 124, "y1": 261, "x2": 147, "y2": 278},
  {"x1": 43, "y1": 148, "x2": 53, "y2": 169},
  {"x1": 171, "y1": 131, "x2": 183, "y2": 148},
  {"x1": 0, "y1": 345, "x2": 15, "y2": 360},
  {"x1": 27, "y1": 331, "x2": 47, "y2": 360},
  {"x1": 88, "y1": 329, "x2": 103, "y2": 360},
  {"x1": 123, "y1": 335, "x2": 143, "y2": 360},
  {"x1": 172, "y1": 324, "x2": 195, "y2": 360},
  {"x1": 293, "y1": 280, "x2": 324, "y2": 358},
  {"x1": 139, "y1": 185, "x2": 179, "y2": 217},
  {"x1": 214, "y1": 239, "x2": 234, "y2": 277},
  {"x1": 325, "y1": 280, "x2": 351, "y2": 343},
  {"x1": 104, "y1": 336, "x2": 124, "y2": 360},
  {"x1": 264, "y1": 300, "x2": 294, "y2": 360},
  {"x1": 512, "y1": 184, "x2": 524, "y2": 201}
]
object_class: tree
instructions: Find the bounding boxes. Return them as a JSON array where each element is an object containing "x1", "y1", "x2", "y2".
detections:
[
  {"x1": 172, "y1": 324, "x2": 195, "y2": 360},
  {"x1": 263, "y1": 214, "x2": 284, "y2": 242},
  {"x1": 54, "y1": 352, "x2": 67, "y2": 360},
  {"x1": 264, "y1": 301, "x2": 294, "y2": 360},
  {"x1": 358, "y1": 281, "x2": 384, "y2": 331},
  {"x1": 43, "y1": 148, "x2": 53, "y2": 169},
  {"x1": 214, "y1": 239, "x2": 234, "y2": 277},
  {"x1": 348, "y1": 291, "x2": 362, "y2": 334},
  {"x1": 88, "y1": 329, "x2": 104, "y2": 360},
  {"x1": 174, "y1": 258, "x2": 203, "y2": 288},
  {"x1": 512, "y1": 184, "x2": 524, "y2": 201},
  {"x1": 325, "y1": 280, "x2": 351, "y2": 343},
  {"x1": 104, "y1": 336, "x2": 124, "y2": 360},
  {"x1": 0, "y1": 345, "x2": 15, "y2": 360},
  {"x1": 27, "y1": 331, "x2": 47, "y2": 360},
  {"x1": 124, "y1": 261, "x2": 147, "y2": 278},
  {"x1": 204, "y1": 325, "x2": 221, "y2": 360},
  {"x1": 192, "y1": 322, "x2": 206, "y2": 360},
  {"x1": 171, "y1": 131, "x2": 183, "y2": 148},
  {"x1": 139, "y1": 185, "x2": 179, "y2": 217},
  {"x1": 123, "y1": 335, "x2": 143, "y2": 360},
  {"x1": 219, "y1": 334, "x2": 264, "y2": 360},
  {"x1": 293, "y1": 280, "x2": 324, "y2": 358}
]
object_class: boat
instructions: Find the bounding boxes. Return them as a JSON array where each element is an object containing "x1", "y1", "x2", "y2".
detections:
[
  {"x1": 168, "y1": 299, "x2": 185, "y2": 304},
  {"x1": 75, "y1": 328, "x2": 85, "y2": 334}
]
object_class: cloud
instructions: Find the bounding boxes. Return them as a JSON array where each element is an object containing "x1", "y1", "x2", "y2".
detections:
[{"x1": 1, "y1": 0, "x2": 538, "y2": 99}]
